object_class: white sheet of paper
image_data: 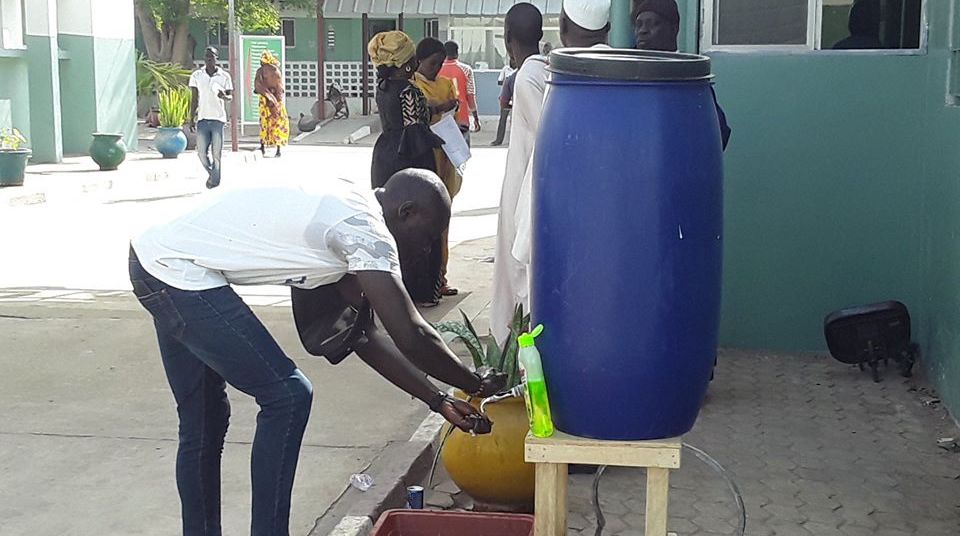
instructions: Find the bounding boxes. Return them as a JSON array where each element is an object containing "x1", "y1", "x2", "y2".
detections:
[{"x1": 430, "y1": 113, "x2": 471, "y2": 170}]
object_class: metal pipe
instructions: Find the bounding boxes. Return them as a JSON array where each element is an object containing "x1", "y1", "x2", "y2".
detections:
[
  {"x1": 316, "y1": 0, "x2": 326, "y2": 120},
  {"x1": 361, "y1": 13, "x2": 370, "y2": 116},
  {"x1": 479, "y1": 385, "x2": 523, "y2": 415},
  {"x1": 227, "y1": 0, "x2": 240, "y2": 151}
]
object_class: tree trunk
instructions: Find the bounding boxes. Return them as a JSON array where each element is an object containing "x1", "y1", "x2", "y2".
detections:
[
  {"x1": 134, "y1": 1, "x2": 163, "y2": 60},
  {"x1": 134, "y1": 0, "x2": 193, "y2": 66},
  {"x1": 170, "y1": 16, "x2": 195, "y2": 68}
]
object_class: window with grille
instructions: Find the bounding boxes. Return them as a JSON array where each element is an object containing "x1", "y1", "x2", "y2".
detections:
[{"x1": 425, "y1": 19, "x2": 439, "y2": 38}]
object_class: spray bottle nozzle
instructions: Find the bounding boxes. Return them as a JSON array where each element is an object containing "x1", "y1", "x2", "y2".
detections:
[{"x1": 518, "y1": 324, "x2": 544, "y2": 349}]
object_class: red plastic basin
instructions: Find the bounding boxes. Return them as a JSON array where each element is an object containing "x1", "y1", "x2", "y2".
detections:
[{"x1": 370, "y1": 509, "x2": 535, "y2": 536}]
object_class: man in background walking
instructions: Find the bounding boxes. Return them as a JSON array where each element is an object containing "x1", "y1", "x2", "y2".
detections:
[
  {"x1": 492, "y1": 59, "x2": 517, "y2": 146},
  {"x1": 440, "y1": 41, "x2": 481, "y2": 143},
  {"x1": 188, "y1": 46, "x2": 233, "y2": 189}
]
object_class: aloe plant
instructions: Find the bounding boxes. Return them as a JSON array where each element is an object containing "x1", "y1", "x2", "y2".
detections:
[
  {"x1": 435, "y1": 303, "x2": 531, "y2": 389},
  {"x1": 158, "y1": 88, "x2": 192, "y2": 128}
]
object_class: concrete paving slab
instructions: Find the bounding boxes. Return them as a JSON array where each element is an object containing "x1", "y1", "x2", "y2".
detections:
[
  {"x1": 0, "y1": 298, "x2": 430, "y2": 535},
  {"x1": 0, "y1": 433, "x2": 375, "y2": 536}
]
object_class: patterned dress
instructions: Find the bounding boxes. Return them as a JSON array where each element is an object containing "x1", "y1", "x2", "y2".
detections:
[
  {"x1": 256, "y1": 63, "x2": 289, "y2": 147},
  {"x1": 371, "y1": 78, "x2": 445, "y2": 303},
  {"x1": 370, "y1": 79, "x2": 442, "y2": 188}
]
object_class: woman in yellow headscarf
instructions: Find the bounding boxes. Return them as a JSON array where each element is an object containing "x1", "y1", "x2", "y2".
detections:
[
  {"x1": 255, "y1": 50, "x2": 289, "y2": 157},
  {"x1": 368, "y1": 31, "x2": 450, "y2": 306}
]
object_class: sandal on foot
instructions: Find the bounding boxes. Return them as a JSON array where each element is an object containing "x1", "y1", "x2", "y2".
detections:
[{"x1": 440, "y1": 286, "x2": 459, "y2": 297}]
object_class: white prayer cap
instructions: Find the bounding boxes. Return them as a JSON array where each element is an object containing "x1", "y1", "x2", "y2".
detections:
[{"x1": 563, "y1": 0, "x2": 612, "y2": 31}]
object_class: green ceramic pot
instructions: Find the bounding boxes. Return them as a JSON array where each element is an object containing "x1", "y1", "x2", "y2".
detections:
[
  {"x1": 0, "y1": 149, "x2": 31, "y2": 187},
  {"x1": 90, "y1": 132, "x2": 127, "y2": 171}
]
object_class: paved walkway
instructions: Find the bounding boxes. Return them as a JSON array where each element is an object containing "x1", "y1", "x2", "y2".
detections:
[
  {"x1": 430, "y1": 341, "x2": 960, "y2": 535},
  {"x1": 0, "y1": 144, "x2": 507, "y2": 535},
  {"x1": 0, "y1": 238, "x2": 498, "y2": 536}
]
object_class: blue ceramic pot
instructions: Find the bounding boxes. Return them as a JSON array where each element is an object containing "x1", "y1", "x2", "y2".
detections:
[{"x1": 155, "y1": 127, "x2": 187, "y2": 158}]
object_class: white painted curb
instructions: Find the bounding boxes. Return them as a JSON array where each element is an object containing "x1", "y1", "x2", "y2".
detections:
[
  {"x1": 344, "y1": 126, "x2": 372, "y2": 145},
  {"x1": 409, "y1": 411, "x2": 446, "y2": 443},
  {"x1": 327, "y1": 515, "x2": 373, "y2": 536}
]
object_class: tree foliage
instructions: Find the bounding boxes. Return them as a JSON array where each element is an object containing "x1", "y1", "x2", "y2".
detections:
[{"x1": 135, "y1": 0, "x2": 314, "y2": 65}]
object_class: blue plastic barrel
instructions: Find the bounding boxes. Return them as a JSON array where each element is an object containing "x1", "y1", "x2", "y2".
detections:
[{"x1": 531, "y1": 49, "x2": 723, "y2": 440}]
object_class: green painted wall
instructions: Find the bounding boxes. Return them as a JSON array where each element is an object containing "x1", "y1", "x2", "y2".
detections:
[
  {"x1": 183, "y1": 17, "x2": 429, "y2": 63},
  {"x1": 0, "y1": 57, "x2": 31, "y2": 145},
  {"x1": 190, "y1": 19, "x2": 210, "y2": 59},
  {"x1": 59, "y1": 35, "x2": 138, "y2": 155},
  {"x1": 678, "y1": 0, "x2": 698, "y2": 53},
  {"x1": 710, "y1": 54, "x2": 927, "y2": 352},
  {"x1": 58, "y1": 35, "x2": 98, "y2": 155},
  {"x1": 323, "y1": 18, "x2": 359, "y2": 61},
  {"x1": 652, "y1": 0, "x2": 960, "y2": 414},
  {"x1": 610, "y1": 0, "x2": 634, "y2": 47},
  {"x1": 285, "y1": 17, "x2": 319, "y2": 61},
  {"x1": 25, "y1": 35, "x2": 62, "y2": 163},
  {"x1": 668, "y1": 0, "x2": 928, "y2": 352},
  {"x1": 404, "y1": 18, "x2": 426, "y2": 43},
  {"x1": 93, "y1": 37, "x2": 138, "y2": 150},
  {"x1": 915, "y1": 0, "x2": 960, "y2": 421},
  {"x1": 324, "y1": 18, "x2": 426, "y2": 62}
]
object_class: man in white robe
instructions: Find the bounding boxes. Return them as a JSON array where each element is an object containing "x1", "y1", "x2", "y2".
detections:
[
  {"x1": 491, "y1": 2, "x2": 548, "y2": 344},
  {"x1": 493, "y1": 0, "x2": 612, "y2": 344}
]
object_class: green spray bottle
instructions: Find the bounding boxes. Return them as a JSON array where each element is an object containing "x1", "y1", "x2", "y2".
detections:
[{"x1": 517, "y1": 324, "x2": 554, "y2": 438}]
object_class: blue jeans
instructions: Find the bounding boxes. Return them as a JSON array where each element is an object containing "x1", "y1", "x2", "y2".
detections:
[
  {"x1": 129, "y1": 248, "x2": 312, "y2": 536},
  {"x1": 196, "y1": 119, "x2": 224, "y2": 186}
]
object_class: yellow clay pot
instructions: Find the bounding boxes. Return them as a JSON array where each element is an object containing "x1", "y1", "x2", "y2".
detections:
[{"x1": 440, "y1": 391, "x2": 535, "y2": 507}]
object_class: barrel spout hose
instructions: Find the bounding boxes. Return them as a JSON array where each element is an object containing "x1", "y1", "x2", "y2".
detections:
[{"x1": 591, "y1": 443, "x2": 746, "y2": 536}]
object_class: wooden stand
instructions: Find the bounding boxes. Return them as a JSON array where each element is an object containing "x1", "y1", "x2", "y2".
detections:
[{"x1": 525, "y1": 431, "x2": 682, "y2": 536}]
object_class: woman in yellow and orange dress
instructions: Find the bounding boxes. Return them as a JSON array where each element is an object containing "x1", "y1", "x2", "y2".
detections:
[
  {"x1": 413, "y1": 37, "x2": 462, "y2": 297},
  {"x1": 254, "y1": 51, "x2": 289, "y2": 157}
]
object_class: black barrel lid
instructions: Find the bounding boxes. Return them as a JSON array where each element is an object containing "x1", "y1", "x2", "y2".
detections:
[{"x1": 548, "y1": 48, "x2": 712, "y2": 82}]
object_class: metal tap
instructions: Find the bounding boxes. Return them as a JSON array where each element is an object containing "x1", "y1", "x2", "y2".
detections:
[{"x1": 479, "y1": 385, "x2": 524, "y2": 415}]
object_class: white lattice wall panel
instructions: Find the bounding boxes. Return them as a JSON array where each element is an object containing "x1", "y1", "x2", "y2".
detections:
[
  {"x1": 191, "y1": 61, "x2": 375, "y2": 99},
  {"x1": 285, "y1": 62, "x2": 319, "y2": 98},
  {"x1": 324, "y1": 62, "x2": 375, "y2": 98}
]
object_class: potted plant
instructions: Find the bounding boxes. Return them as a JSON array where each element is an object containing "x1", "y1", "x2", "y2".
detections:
[
  {"x1": 155, "y1": 87, "x2": 191, "y2": 158},
  {"x1": 435, "y1": 305, "x2": 535, "y2": 510},
  {"x1": 136, "y1": 53, "x2": 189, "y2": 120},
  {"x1": 0, "y1": 128, "x2": 31, "y2": 187}
]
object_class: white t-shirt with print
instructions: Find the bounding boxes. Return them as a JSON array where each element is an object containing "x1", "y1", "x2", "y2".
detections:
[
  {"x1": 131, "y1": 180, "x2": 401, "y2": 291},
  {"x1": 189, "y1": 67, "x2": 233, "y2": 122}
]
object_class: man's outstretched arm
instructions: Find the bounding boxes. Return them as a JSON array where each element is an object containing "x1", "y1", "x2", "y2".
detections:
[
  {"x1": 353, "y1": 326, "x2": 489, "y2": 432},
  {"x1": 355, "y1": 271, "x2": 483, "y2": 393}
]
